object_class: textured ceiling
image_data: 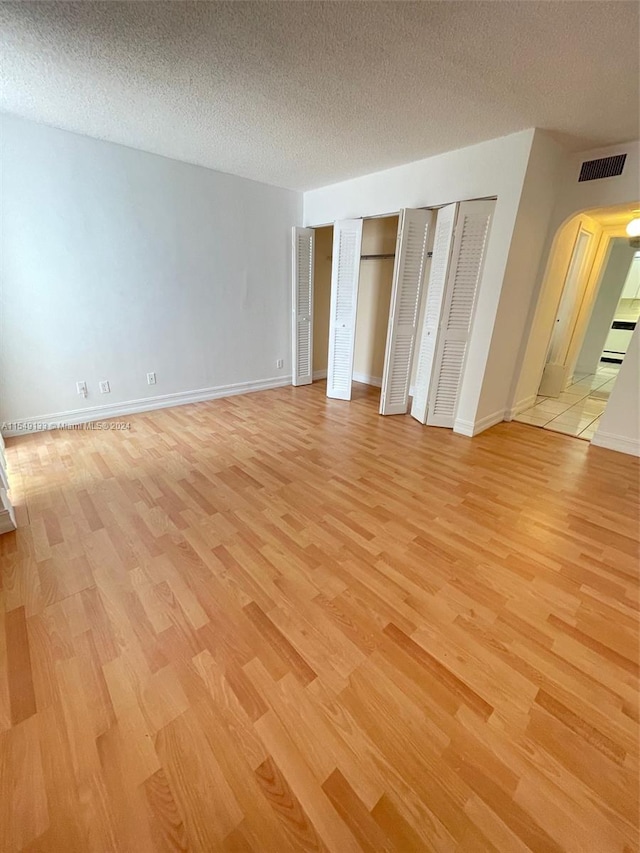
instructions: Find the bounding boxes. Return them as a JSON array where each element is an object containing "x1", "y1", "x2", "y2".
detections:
[{"x1": 1, "y1": 1, "x2": 638, "y2": 190}]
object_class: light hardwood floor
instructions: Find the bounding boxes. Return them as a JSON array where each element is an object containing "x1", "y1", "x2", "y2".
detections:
[{"x1": 1, "y1": 382, "x2": 638, "y2": 852}]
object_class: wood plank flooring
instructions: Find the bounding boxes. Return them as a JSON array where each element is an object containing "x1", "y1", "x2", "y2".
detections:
[{"x1": 1, "y1": 381, "x2": 638, "y2": 852}]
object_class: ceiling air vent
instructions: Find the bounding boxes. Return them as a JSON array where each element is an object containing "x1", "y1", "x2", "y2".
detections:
[{"x1": 578, "y1": 154, "x2": 627, "y2": 182}]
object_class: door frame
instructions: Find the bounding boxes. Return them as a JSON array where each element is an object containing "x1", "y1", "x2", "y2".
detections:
[{"x1": 563, "y1": 224, "x2": 628, "y2": 385}]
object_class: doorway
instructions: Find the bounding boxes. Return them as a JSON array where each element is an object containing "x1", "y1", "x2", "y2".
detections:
[
  {"x1": 310, "y1": 215, "x2": 400, "y2": 406},
  {"x1": 513, "y1": 207, "x2": 639, "y2": 440}
]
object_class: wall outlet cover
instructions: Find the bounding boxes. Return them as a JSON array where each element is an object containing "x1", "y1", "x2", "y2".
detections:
[{"x1": 99, "y1": 380, "x2": 111, "y2": 394}]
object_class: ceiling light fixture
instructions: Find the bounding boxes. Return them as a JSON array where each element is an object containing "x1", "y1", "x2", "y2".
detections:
[{"x1": 627, "y1": 214, "x2": 640, "y2": 249}]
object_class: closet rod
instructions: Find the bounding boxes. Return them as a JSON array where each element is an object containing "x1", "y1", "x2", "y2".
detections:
[{"x1": 326, "y1": 251, "x2": 433, "y2": 260}]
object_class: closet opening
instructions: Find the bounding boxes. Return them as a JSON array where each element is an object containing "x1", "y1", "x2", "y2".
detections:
[
  {"x1": 311, "y1": 224, "x2": 333, "y2": 385},
  {"x1": 310, "y1": 215, "x2": 400, "y2": 406},
  {"x1": 352, "y1": 215, "x2": 399, "y2": 401},
  {"x1": 292, "y1": 198, "x2": 495, "y2": 429}
]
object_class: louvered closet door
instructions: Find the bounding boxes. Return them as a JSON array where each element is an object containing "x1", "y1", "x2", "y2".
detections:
[
  {"x1": 427, "y1": 199, "x2": 495, "y2": 428},
  {"x1": 410, "y1": 203, "x2": 457, "y2": 423},
  {"x1": 292, "y1": 227, "x2": 315, "y2": 386},
  {"x1": 327, "y1": 219, "x2": 363, "y2": 400},
  {"x1": 379, "y1": 209, "x2": 432, "y2": 415}
]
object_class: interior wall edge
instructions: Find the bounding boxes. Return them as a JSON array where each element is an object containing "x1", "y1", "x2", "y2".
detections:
[
  {"x1": 453, "y1": 408, "x2": 505, "y2": 437},
  {"x1": 503, "y1": 395, "x2": 537, "y2": 421},
  {"x1": 301, "y1": 128, "x2": 536, "y2": 226},
  {"x1": 475, "y1": 130, "x2": 567, "y2": 426}
]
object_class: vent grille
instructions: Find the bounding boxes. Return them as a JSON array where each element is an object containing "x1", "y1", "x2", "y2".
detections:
[{"x1": 578, "y1": 154, "x2": 626, "y2": 182}]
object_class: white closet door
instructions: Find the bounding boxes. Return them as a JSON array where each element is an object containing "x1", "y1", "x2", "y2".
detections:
[
  {"x1": 427, "y1": 199, "x2": 494, "y2": 428},
  {"x1": 327, "y1": 219, "x2": 363, "y2": 400},
  {"x1": 379, "y1": 209, "x2": 432, "y2": 415},
  {"x1": 410, "y1": 203, "x2": 457, "y2": 423},
  {"x1": 291, "y1": 227, "x2": 315, "y2": 386}
]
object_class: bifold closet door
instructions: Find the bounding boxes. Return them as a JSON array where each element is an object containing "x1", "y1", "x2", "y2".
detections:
[
  {"x1": 291, "y1": 227, "x2": 315, "y2": 386},
  {"x1": 379, "y1": 209, "x2": 431, "y2": 415},
  {"x1": 411, "y1": 203, "x2": 457, "y2": 423},
  {"x1": 427, "y1": 199, "x2": 495, "y2": 427},
  {"x1": 326, "y1": 219, "x2": 363, "y2": 400}
]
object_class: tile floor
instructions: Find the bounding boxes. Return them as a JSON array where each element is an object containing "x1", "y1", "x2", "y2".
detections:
[{"x1": 514, "y1": 364, "x2": 620, "y2": 440}]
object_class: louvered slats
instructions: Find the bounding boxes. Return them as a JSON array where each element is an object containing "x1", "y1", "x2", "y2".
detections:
[
  {"x1": 431, "y1": 340, "x2": 466, "y2": 415},
  {"x1": 411, "y1": 203, "x2": 457, "y2": 423},
  {"x1": 379, "y1": 209, "x2": 431, "y2": 415},
  {"x1": 427, "y1": 200, "x2": 495, "y2": 428},
  {"x1": 446, "y1": 214, "x2": 490, "y2": 333},
  {"x1": 327, "y1": 220, "x2": 363, "y2": 400},
  {"x1": 385, "y1": 334, "x2": 414, "y2": 406},
  {"x1": 291, "y1": 228, "x2": 314, "y2": 386},
  {"x1": 296, "y1": 324, "x2": 311, "y2": 372}
]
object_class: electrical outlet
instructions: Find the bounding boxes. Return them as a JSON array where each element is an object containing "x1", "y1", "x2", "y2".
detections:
[
  {"x1": 76, "y1": 381, "x2": 87, "y2": 398},
  {"x1": 147, "y1": 372, "x2": 157, "y2": 385},
  {"x1": 99, "y1": 380, "x2": 111, "y2": 394},
  {"x1": 276, "y1": 359, "x2": 284, "y2": 369}
]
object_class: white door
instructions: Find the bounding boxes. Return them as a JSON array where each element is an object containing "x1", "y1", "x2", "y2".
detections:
[
  {"x1": 427, "y1": 199, "x2": 495, "y2": 428},
  {"x1": 291, "y1": 227, "x2": 315, "y2": 386},
  {"x1": 379, "y1": 209, "x2": 432, "y2": 415},
  {"x1": 410, "y1": 203, "x2": 457, "y2": 423},
  {"x1": 327, "y1": 219, "x2": 363, "y2": 400},
  {"x1": 539, "y1": 219, "x2": 599, "y2": 396},
  {"x1": 547, "y1": 226, "x2": 594, "y2": 365}
]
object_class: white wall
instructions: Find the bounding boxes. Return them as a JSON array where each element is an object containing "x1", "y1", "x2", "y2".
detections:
[
  {"x1": 553, "y1": 142, "x2": 640, "y2": 231},
  {"x1": 511, "y1": 139, "x2": 640, "y2": 412},
  {"x1": 576, "y1": 239, "x2": 635, "y2": 375},
  {"x1": 304, "y1": 130, "x2": 531, "y2": 227},
  {"x1": 304, "y1": 128, "x2": 539, "y2": 433},
  {"x1": 1, "y1": 114, "x2": 302, "y2": 429},
  {"x1": 592, "y1": 326, "x2": 640, "y2": 456},
  {"x1": 475, "y1": 130, "x2": 565, "y2": 426}
]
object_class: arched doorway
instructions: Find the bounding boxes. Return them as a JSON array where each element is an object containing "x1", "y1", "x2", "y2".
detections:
[{"x1": 511, "y1": 203, "x2": 639, "y2": 441}]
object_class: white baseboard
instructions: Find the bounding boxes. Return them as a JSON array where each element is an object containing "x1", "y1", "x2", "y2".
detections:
[
  {"x1": 352, "y1": 371, "x2": 382, "y2": 388},
  {"x1": 590, "y1": 430, "x2": 640, "y2": 457},
  {"x1": 453, "y1": 409, "x2": 505, "y2": 437},
  {"x1": 1, "y1": 375, "x2": 292, "y2": 437},
  {"x1": 311, "y1": 369, "x2": 381, "y2": 388},
  {"x1": 505, "y1": 395, "x2": 536, "y2": 421}
]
